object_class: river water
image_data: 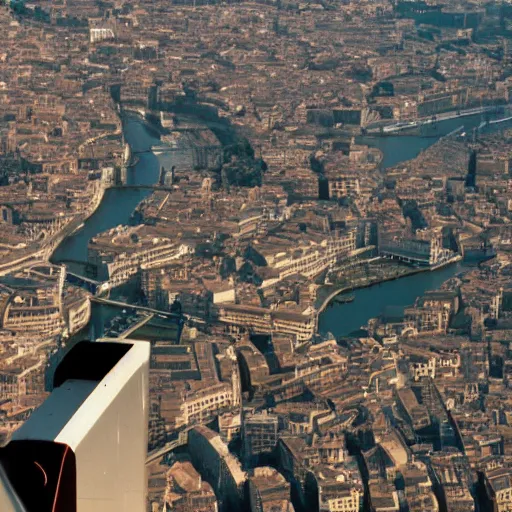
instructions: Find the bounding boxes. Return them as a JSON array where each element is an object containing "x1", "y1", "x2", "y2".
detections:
[
  {"x1": 317, "y1": 262, "x2": 469, "y2": 337},
  {"x1": 51, "y1": 117, "x2": 165, "y2": 338},
  {"x1": 51, "y1": 111, "x2": 511, "y2": 339},
  {"x1": 362, "y1": 109, "x2": 512, "y2": 168},
  {"x1": 52, "y1": 118, "x2": 162, "y2": 265},
  {"x1": 320, "y1": 111, "x2": 512, "y2": 337}
]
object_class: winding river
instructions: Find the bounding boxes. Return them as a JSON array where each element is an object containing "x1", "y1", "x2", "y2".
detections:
[
  {"x1": 320, "y1": 111, "x2": 512, "y2": 337},
  {"x1": 51, "y1": 110, "x2": 512, "y2": 338},
  {"x1": 52, "y1": 118, "x2": 162, "y2": 266}
]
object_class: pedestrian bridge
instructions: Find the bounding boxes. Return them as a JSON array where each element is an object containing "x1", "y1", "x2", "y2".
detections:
[
  {"x1": 91, "y1": 297, "x2": 185, "y2": 321},
  {"x1": 107, "y1": 184, "x2": 173, "y2": 192},
  {"x1": 66, "y1": 272, "x2": 109, "y2": 295}
]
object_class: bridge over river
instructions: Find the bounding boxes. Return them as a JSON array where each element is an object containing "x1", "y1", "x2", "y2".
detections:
[{"x1": 91, "y1": 296, "x2": 185, "y2": 321}]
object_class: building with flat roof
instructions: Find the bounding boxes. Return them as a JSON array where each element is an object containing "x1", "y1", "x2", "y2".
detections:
[
  {"x1": 483, "y1": 467, "x2": 512, "y2": 512},
  {"x1": 248, "y1": 466, "x2": 294, "y2": 512},
  {"x1": 311, "y1": 465, "x2": 363, "y2": 512},
  {"x1": 379, "y1": 230, "x2": 455, "y2": 267},
  {"x1": 164, "y1": 460, "x2": 218, "y2": 512},
  {"x1": 242, "y1": 410, "x2": 278, "y2": 468},
  {"x1": 189, "y1": 425, "x2": 246, "y2": 512}
]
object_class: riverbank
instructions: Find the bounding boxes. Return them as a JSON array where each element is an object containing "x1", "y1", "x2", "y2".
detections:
[
  {"x1": 49, "y1": 181, "x2": 106, "y2": 259},
  {"x1": 51, "y1": 117, "x2": 163, "y2": 266},
  {"x1": 122, "y1": 109, "x2": 165, "y2": 137},
  {"x1": 366, "y1": 105, "x2": 505, "y2": 136},
  {"x1": 316, "y1": 255, "x2": 462, "y2": 314},
  {"x1": 0, "y1": 179, "x2": 107, "y2": 277},
  {"x1": 319, "y1": 107, "x2": 502, "y2": 333},
  {"x1": 49, "y1": 110, "x2": 145, "y2": 265},
  {"x1": 360, "y1": 109, "x2": 512, "y2": 169},
  {"x1": 318, "y1": 260, "x2": 469, "y2": 337}
]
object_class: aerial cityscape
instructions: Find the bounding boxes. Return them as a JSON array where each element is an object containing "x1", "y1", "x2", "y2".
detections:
[{"x1": 0, "y1": 0, "x2": 512, "y2": 510}]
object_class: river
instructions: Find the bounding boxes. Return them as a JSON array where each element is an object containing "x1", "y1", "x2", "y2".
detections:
[
  {"x1": 320, "y1": 110, "x2": 512, "y2": 337},
  {"x1": 51, "y1": 110, "x2": 510, "y2": 339},
  {"x1": 317, "y1": 262, "x2": 469, "y2": 337},
  {"x1": 51, "y1": 117, "x2": 166, "y2": 338},
  {"x1": 52, "y1": 118, "x2": 162, "y2": 266},
  {"x1": 361, "y1": 108, "x2": 512, "y2": 168}
]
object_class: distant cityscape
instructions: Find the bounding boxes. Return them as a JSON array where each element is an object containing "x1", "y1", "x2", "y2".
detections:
[{"x1": 0, "y1": 0, "x2": 512, "y2": 510}]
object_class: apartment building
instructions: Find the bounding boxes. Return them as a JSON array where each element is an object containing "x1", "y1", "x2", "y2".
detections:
[
  {"x1": 177, "y1": 381, "x2": 239, "y2": 429},
  {"x1": 164, "y1": 461, "x2": 219, "y2": 512},
  {"x1": 430, "y1": 452, "x2": 475, "y2": 512},
  {"x1": 89, "y1": 225, "x2": 195, "y2": 287},
  {"x1": 216, "y1": 303, "x2": 316, "y2": 344},
  {"x1": 328, "y1": 176, "x2": 361, "y2": 200},
  {"x1": 483, "y1": 468, "x2": 512, "y2": 512},
  {"x1": 404, "y1": 290, "x2": 459, "y2": 335},
  {"x1": 268, "y1": 359, "x2": 348, "y2": 404},
  {"x1": 315, "y1": 468, "x2": 363, "y2": 512},
  {"x1": 409, "y1": 353, "x2": 461, "y2": 382},
  {"x1": 242, "y1": 410, "x2": 279, "y2": 468},
  {"x1": 265, "y1": 229, "x2": 357, "y2": 282},
  {"x1": 0, "y1": 356, "x2": 46, "y2": 400},
  {"x1": 189, "y1": 426, "x2": 246, "y2": 512},
  {"x1": 89, "y1": 27, "x2": 115, "y2": 44},
  {"x1": 379, "y1": 230, "x2": 455, "y2": 267},
  {"x1": 2, "y1": 303, "x2": 62, "y2": 337},
  {"x1": 248, "y1": 467, "x2": 294, "y2": 512},
  {"x1": 396, "y1": 387, "x2": 431, "y2": 433},
  {"x1": 62, "y1": 292, "x2": 91, "y2": 336}
]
